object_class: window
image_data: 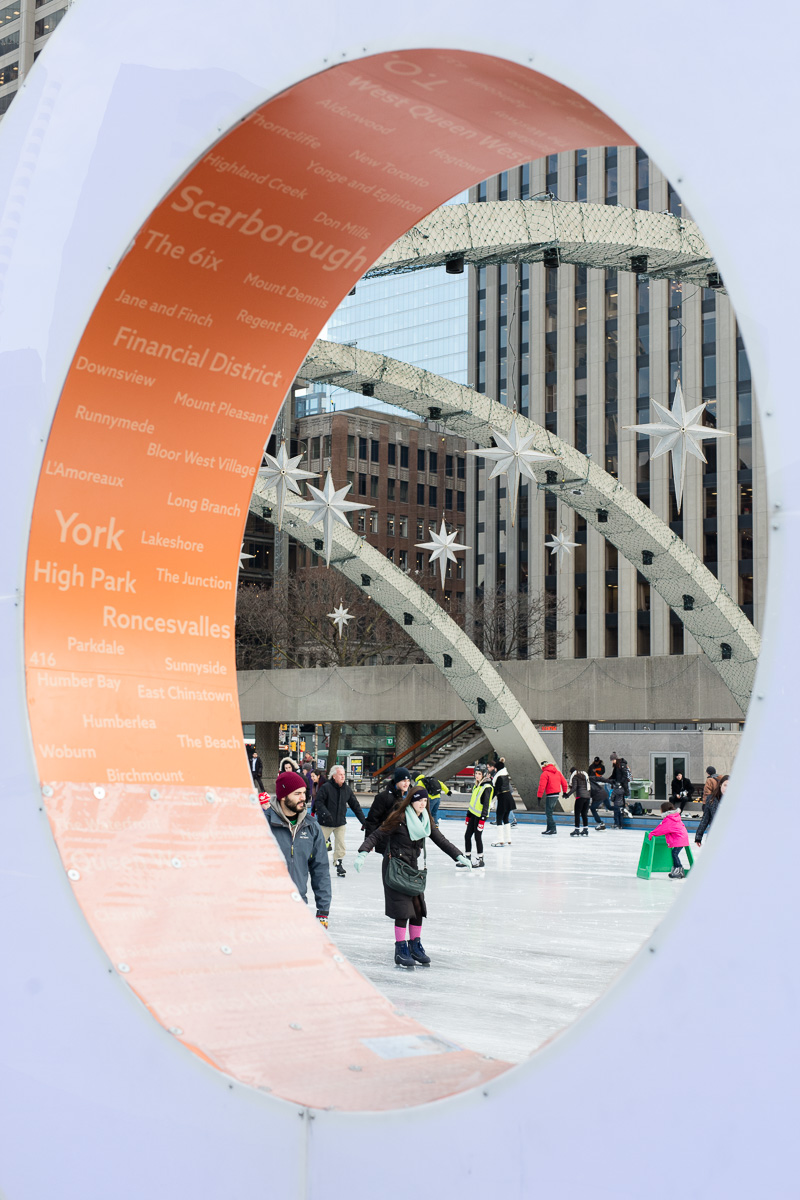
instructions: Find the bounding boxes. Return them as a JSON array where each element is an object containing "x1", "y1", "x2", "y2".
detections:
[
  {"x1": 370, "y1": 475, "x2": 379, "y2": 498},
  {"x1": 605, "y1": 148, "x2": 618, "y2": 205},
  {"x1": 358, "y1": 474, "x2": 366, "y2": 496},
  {"x1": 429, "y1": 450, "x2": 438, "y2": 473},
  {"x1": 445, "y1": 488, "x2": 453, "y2": 510},
  {"x1": 400, "y1": 445, "x2": 409, "y2": 469},
  {"x1": 347, "y1": 435, "x2": 355, "y2": 459},
  {"x1": 398, "y1": 549, "x2": 408, "y2": 571},
  {"x1": 371, "y1": 439, "x2": 379, "y2": 462},
  {"x1": 575, "y1": 149, "x2": 587, "y2": 202},
  {"x1": 457, "y1": 492, "x2": 465, "y2": 513},
  {"x1": 0, "y1": 28, "x2": 18, "y2": 53},
  {"x1": 358, "y1": 436, "x2": 367, "y2": 460},
  {"x1": 387, "y1": 443, "x2": 396, "y2": 466},
  {"x1": 369, "y1": 512, "x2": 379, "y2": 534},
  {"x1": 417, "y1": 483, "x2": 425, "y2": 505},
  {"x1": 670, "y1": 623, "x2": 684, "y2": 654},
  {"x1": 399, "y1": 480, "x2": 408, "y2": 503},
  {"x1": 387, "y1": 514, "x2": 395, "y2": 537},
  {"x1": 457, "y1": 456, "x2": 465, "y2": 480},
  {"x1": 445, "y1": 454, "x2": 454, "y2": 476},
  {"x1": 417, "y1": 448, "x2": 426, "y2": 471},
  {"x1": 429, "y1": 486, "x2": 437, "y2": 508},
  {"x1": 398, "y1": 516, "x2": 408, "y2": 538},
  {"x1": 0, "y1": 59, "x2": 17, "y2": 86},
  {"x1": 35, "y1": 6, "x2": 67, "y2": 37},
  {"x1": 323, "y1": 434, "x2": 331, "y2": 460},
  {"x1": 1, "y1": 2, "x2": 20, "y2": 23},
  {"x1": 0, "y1": 88, "x2": 13, "y2": 114},
  {"x1": 387, "y1": 478, "x2": 395, "y2": 501},
  {"x1": 416, "y1": 553, "x2": 424, "y2": 572}
]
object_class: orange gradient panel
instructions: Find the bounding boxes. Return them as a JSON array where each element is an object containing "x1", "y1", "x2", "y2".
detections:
[{"x1": 23, "y1": 52, "x2": 630, "y2": 1105}]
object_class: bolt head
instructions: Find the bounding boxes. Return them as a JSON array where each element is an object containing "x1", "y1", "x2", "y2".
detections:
[
  {"x1": 117, "y1": 963, "x2": 130, "y2": 974},
  {"x1": 171, "y1": 858, "x2": 183, "y2": 869},
  {"x1": 169, "y1": 1026, "x2": 183, "y2": 1036},
  {"x1": 150, "y1": 789, "x2": 160, "y2": 800},
  {"x1": 220, "y1": 945, "x2": 232, "y2": 955},
  {"x1": 205, "y1": 792, "x2": 216, "y2": 804},
  {"x1": 67, "y1": 868, "x2": 80, "y2": 881},
  {"x1": 93, "y1": 786, "x2": 105, "y2": 800},
  {"x1": 41, "y1": 784, "x2": 53, "y2": 798}
]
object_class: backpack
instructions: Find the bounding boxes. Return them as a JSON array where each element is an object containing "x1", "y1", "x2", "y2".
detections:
[
  {"x1": 421, "y1": 775, "x2": 439, "y2": 797},
  {"x1": 631, "y1": 801, "x2": 645, "y2": 816}
]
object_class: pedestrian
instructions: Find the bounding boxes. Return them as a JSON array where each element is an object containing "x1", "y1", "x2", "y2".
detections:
[
  {"x1": 415, "y1": 771, "x2": 450, "y2": 826},
  {"x1": 537, "y1": 760, "x2": 569, "y2": 835},
  {"x1": 262, "y1": 770, "x2": 331, "y2": 925},
  {"x1": 364, "y1": 767, "x2": 412, "y2": 838},
  {"x1": 313, "y1": 763, "x2": 367, "y2": 878},
  {"x1": 648, "y1": 800, "x2": 690, "y2": 878},
  {"x1": 588, "y1": 756, "x2": 605, "y2": 779},
  {"x1": 353, "y1": 784, "x2": 471, "y2": 969},
  {"x1": 249, "y1": 746, "x2": 263, "y2": 792},
  {"x1": 589, "y1": 771, "x2": 608, "y2": 831},
  {"x1": 670, "y1": 770, "x2": 694, "y2": 813},
  {"x1": 701, "y1": 766, "x2": 718, "y2": 807},
  {"x1": 309, "y1": 768, "x2": 327, "y2": 815},
  {"x1": 460, "y1": 765, "x2": 493, "y2": 867},
  {"x1": 607, "y1": 754, "x2": 631, "y2": 828},
  {"x1": 566, "y1": 766, "x2": 592, "y2": 837},
  {"x1": 695, "y1": 774, "x2": 728, "y2": 845},
  {"x1": 489, "y1": 758, "x2": 516, "y2": 846},
  {"x1": 279, "y1": 754, "x2": 299, "y2": 775}
]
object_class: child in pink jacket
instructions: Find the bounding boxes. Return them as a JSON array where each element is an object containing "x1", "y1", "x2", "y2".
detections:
[{"x1": 648, "y1": 801, "x2": 689, "y2": 878}]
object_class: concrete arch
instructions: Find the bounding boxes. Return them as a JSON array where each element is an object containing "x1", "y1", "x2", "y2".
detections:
[
  {"x1": 249, "y1": 477, "x2": 553, "y2": 805},
  {"x1": 299, "y1": 339, "x2": 759, "y2": 714},
  {"x1": 368, "y1": 199, "x2": 722, "y2": 287}
]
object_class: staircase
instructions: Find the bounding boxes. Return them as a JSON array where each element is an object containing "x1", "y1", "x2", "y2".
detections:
[{"x1": 376, "y1": 720, "x2": 488, "y2": 784}]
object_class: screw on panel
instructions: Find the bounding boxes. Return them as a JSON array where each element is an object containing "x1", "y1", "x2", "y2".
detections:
[
  {"x1": 290, "y1": 1022, "x2": 302, "y2": 1030},
  {"x1": 117, "y1": 963, "x2": 130, "y2": 973},
  {"x1": 205, "y1": 791, "x2": 216, "y2": 803},
  {"x1": 169, "y1": 1026, "x2": 183, "y2": 1036},
  {"x1": 250, "y1": 794, "x2": 258, "y2": 804},
  {"x1": 93, "y1": 786, "x2": 105, "y2": 800},
  {"x1": 41, "y1": 784, "x2": 53, "y2": 797},
  {"x1": 150, "y1": 789, "x2": 160, "y2": 800},
  {"x1": 67, "y1": 868, "x2": 80, "y2": 881},
  {"x1": 290, "y1": 891, "x2": 302, "y2": 902},
  {"x1": 333, "y1": 954, "x2": 344, "y2": 963},
  {"x1": 220, "y1": 945, "x2": 232, "y2": 955},
  {"x1": 171, "y1": 858, "x2": 183, "y2": 869},
  {"x1": 349, "y1": 1065, "x2": 362, "y2": 1071}
]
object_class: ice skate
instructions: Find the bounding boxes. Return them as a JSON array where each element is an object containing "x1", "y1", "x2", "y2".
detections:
[
  {"x1": 570, "y1": 828, "x2": 581, "y2": 837},
  {"x1": 335, "y1": 859, "x2": 346, "y2": 878},
  {"x1": 491, "y1": 839, "x2": 506, "y2": 847},
  {"x1": 473, "y1": 855, "x2": 485, "y2": 868},
  {"x1": 594, "y1": 822, "x2": 606, "y2": 831},
  {"x1": 455, "y1": 857, "x2": 471, "y2": 868},
  {"x1": 409, "y1": 937, "x2": 431, "y2": 965},
  {"x1": 579, "y1": 827, "x2": 589, "y2": 836},
  {"x1": 394, "y1": 941, "x2": 416, "y2": 969}
]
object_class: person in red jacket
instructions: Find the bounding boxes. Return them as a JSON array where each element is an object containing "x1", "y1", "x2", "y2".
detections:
[
  {"x1": 537, "y1": 761, "x2": 569, "y2": 835},
  {"x1": 648, "y1": 801, "x2": 690, "y2": 878}
]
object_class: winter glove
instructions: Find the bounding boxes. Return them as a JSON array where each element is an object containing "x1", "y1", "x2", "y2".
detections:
[
  {"x1": 477, "y1": 819, "x2": 485, "y2": 831},
  {"x1": 353, "y1": 851, "x2": 367, "y2": 873},
  {"x1": 316, "y1": 914, "x2": 329, "y2": 928},
  {"x1": 464, "y1": 814, "x2": 470, "y2": 825},
  {"x1": 456, "y1": 854, "x2": 472, "y2": 869}
]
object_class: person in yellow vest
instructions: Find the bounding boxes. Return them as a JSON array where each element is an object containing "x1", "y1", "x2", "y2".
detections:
[
  {"x1": 457, "y1": 766, "x2": 493, "y2": 869},
  {"x1": 415, "y1": 773, "x2": 450, "y2": 826}
]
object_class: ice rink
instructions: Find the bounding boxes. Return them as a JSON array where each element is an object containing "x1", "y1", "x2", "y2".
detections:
[{"x1": 327, "y1": 816, "x2": 684, "y2": 1064}]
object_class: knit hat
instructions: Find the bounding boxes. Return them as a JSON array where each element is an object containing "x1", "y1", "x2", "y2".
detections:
[
  {"x1": 393, "y1": 767, "x2": 412, "y2": 784},
  {"x1": 275, "y1": 771, "x2": 307, "y2": 801},
  {"x1": 706, "y1": 766, "x2": 717, "y2": 776},
  {"x1": 408, "y1": 784, "x2": 428, "y2": 802}
]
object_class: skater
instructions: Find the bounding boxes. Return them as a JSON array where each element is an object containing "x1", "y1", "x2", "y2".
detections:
[
  {"x1": 262, "y1": 770, "x2": 331, "y2": 926},
  {"x1": 313, "y1": 763, "x2": 367, "y2": 878},
  {"x1": 537, "y1": 760, "x2": 569, "y2": 835},
  {"x1": 364, "y1": 767, "x2": 412, "y2": 837},
  {"x1": 670, "y1": 770, "x2": 694, "y2": 813},
  {"x1": 589, "y1": 771, "x2": 608, "y2": 830},
  {"x1": 415, "y1": 772, "x2": 449, "y2": 826},
  {"x1": 566, "y1": 766, "x2": 591, "y2": 836},
  {"x1": 353, "y1": 784, "x2": 470, "y2": 969},
  {"x1": 695, "y1": 774, "x2": 727, "y2": 845},
  {"x1": 588, "y1": 756, "x2": 605, "y2": 779},
  {"x1": 489, "y1": 758, "x2": 515, "y2": 845},
  {"x1": 607, "y1": 754, "x2": 631, "y2": 828},
  {"x1": 461, "y1": 766, "x2": 493, "y2": 866},
  {"x1": 648, "y1": 801, "x2": 690, "y2": 878},
  {"x1": 701, "y1": 766, "x2": 718, "y2": 807}
]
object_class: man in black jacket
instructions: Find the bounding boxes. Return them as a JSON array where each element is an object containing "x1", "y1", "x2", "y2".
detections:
[
  {"x1": 314, "y1": 763, "x2": 367, "y2": 878},
  {"x1": 364, "y1": 767, "x2": 412, "y2": 839}
]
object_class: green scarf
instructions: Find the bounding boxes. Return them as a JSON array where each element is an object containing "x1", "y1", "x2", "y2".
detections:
[{"x1": 405, "y1": 805, "x2": 431, "y2": 841}]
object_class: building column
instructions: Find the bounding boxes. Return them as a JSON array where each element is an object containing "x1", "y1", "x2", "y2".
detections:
[
  {"x1": 395, "y1": 722, "x2": 421, "y2": 759},
  {"x1": 254, "y1": 721, "x2": 281, "y2": 788},
  {"x1": 562, "y1": 720, "x2": 590, "y2": 779}
]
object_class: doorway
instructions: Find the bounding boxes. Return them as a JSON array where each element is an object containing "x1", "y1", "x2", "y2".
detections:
[{"x1": 651, "y1": 753, "x2": 689, "y2": 801}]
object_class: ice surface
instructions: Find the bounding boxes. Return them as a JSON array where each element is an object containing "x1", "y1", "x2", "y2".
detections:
[{"x1": 327, "y1": 817, "x2": 681, "y2": 1064}]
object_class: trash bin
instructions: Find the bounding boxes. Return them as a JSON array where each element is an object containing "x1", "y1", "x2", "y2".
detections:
[{"x1": 630, "y1": 780, "x2": 652, "y2": 800}]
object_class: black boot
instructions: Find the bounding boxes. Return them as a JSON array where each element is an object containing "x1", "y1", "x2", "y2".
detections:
[
  {"x1": 335, "y1": 859, "x2": 346, "y2": 877},
  {"x1": 394, "y1": 940, "x2": 415, "y2": 969},
  {"x1": 580, "y1": 827, "x2": 589, "y2": 837},
  {"x1": 570, "y1": 828, "x2": 581, "y2": 837},
  {"x1": 409, "y1": 937, "x2": 431, "y2": 965}
]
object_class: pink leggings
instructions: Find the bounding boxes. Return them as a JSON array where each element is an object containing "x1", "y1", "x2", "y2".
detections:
[{"x1": 395, "y1": 921, "x2": 423, "y2": 941}]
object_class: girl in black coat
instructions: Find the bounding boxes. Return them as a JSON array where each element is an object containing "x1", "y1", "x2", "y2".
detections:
[{"x1": 353, "y1": 785, "x2": 468, "y2": 969}]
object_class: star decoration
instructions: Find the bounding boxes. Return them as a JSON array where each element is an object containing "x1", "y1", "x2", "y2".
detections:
[
  {"x1": 258, "y1": 440, "x2": 316, "y2": 530},
  {"x1": 468, "y1": 416, "x2": 557, "y2": 525},
  {"x1": 416, "y1": 519, "x2": 470, "y2": 585},
  {"x1": 239, "y1": 543, "x2": 255, "y2": 570},
  {"x1": 328, "y1": 603, "x2": 354, "y2": 638},
  {"x1": 624, "y1": 380, "x2": 731, "y2": 512},
  {"x1": 292, "y1": 470, "x2": 371, "y2": 566},
  {"x1": 545, "y1": 528, "x2": 579, "y2": 570}
]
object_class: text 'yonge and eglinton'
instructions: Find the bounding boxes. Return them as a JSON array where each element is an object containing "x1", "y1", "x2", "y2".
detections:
[{"x1": 24, "y1": 51, "x2": 630, "y2": 787}]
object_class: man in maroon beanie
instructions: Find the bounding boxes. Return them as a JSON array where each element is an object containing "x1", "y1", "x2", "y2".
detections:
[{"x1": 262, "y1": 770, "x2": 331, "y2": 926}]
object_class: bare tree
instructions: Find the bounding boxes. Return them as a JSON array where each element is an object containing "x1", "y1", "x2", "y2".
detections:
[{"x1": 465, "y1": 587, "x2": 568, "y2": 661}]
